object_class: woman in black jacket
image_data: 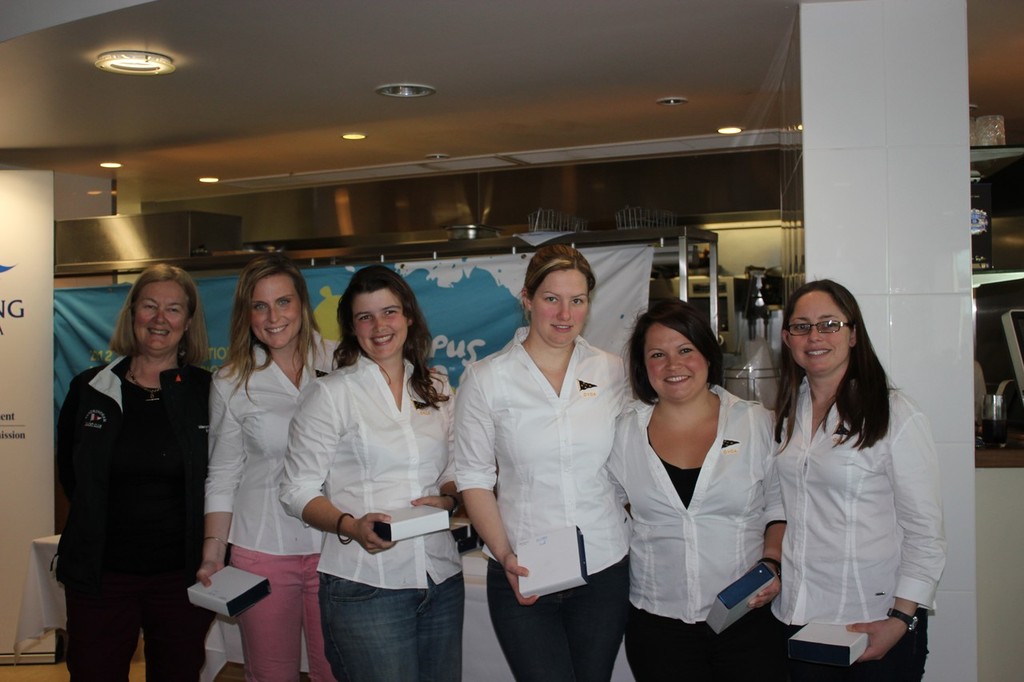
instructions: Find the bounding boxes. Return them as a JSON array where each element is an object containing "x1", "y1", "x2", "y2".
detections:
[{"x1": 57, "y1": 264, "x2": 213, "y2": 681}]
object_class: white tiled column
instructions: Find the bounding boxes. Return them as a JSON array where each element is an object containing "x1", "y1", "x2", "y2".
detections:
[{"x1": 801, "y1": 1, "x2": 975, "y2": 681}]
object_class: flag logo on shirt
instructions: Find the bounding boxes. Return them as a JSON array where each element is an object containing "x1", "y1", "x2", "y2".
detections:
[
  {"x1": 578, "y1": 380, "x2": 597, "y2": 391},
  {"x1": 721, "y1": 438, "x2": 740, "y2": 455},
  {"x1": 578, "y1": 380, "x2": 598, "y2": 398},
  {"x1": 413, "y1": 400, "x2": 429, "y2": 410}
]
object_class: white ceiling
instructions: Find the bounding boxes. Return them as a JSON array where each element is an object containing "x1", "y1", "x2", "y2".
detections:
[{"x1": 0, "y1": 0, "x2": 1018, "y2": 206}]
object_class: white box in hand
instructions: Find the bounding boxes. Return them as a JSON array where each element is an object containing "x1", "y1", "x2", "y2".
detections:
[
  {"x1": 372, "y1": 505, "x2": 450, "y2": 541},
  {"x1": 517, "y1": 526, "x2": 588, "y2": 598},
  {"x1": 788, "y1": 622, "x2": 869, "y2": 666},
  {"x1": 187, "y1": 566, "x2": 270, "y2": 617},
  {"x1": 706, "y1": 562, "x2": 776, "y2": 633}
]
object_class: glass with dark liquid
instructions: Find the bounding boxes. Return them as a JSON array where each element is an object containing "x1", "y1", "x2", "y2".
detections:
[{"x1": 982, "y1": 394, "x2": 1007, "y2": 448}]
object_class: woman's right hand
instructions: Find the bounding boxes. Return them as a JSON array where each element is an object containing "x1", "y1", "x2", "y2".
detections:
[
  {"x1": 347, "y1": 513, "x2": 397, "y2": 554},
  {"x1": 196, "y1": 559, "x2": 224, "y2": 587},
  {"x1": 501, "y1": 553, "x2": 539, "y2": 606}
]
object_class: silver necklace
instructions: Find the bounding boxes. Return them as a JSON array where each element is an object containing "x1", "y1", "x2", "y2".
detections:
[{"x1": 127, "y1": 367, "x2": 161, "y2": 402}]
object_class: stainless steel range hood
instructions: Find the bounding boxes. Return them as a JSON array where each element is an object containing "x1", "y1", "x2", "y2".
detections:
[{"x1": 55, "y1": 211, "x2": 242, "y2": 274}]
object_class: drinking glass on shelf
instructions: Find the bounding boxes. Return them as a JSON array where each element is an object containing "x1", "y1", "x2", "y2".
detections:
[{"x1": 982, "y1": 393, "x2": 1007, "y2": 447}]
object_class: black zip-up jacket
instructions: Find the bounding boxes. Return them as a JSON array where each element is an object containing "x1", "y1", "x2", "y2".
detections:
[{"x1": 56, "y1": 356, "x2": 211, "y2": 594}]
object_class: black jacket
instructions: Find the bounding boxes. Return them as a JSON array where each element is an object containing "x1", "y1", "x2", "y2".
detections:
[{"x1": 56, "y1": 356, "x2": 211, "y2": 594}]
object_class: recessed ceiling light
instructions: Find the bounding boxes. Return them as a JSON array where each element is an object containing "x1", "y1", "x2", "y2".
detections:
[
  {"x1": 717, "y1": 126, "x2": 743, "y2": 135},
  {"x1": 86, "y1": 190, "x2": 103, "y2": 196},
  {"x1": 95, "y1": 50, "x2": 176, "y2": 76},
  {"x1": 99, "y1": 162, "x2": 122, "y2": 168},
  {"x1": 656, "y1": 96, "x2": 689, "y2": 106},
  {"x1": 198, "y1": 177, "x2": 219, "y2": 183},
  {"x1": 375, "y1": 83, "x2": 436, "y2": 98},
  {"x1": 425, "y1": 153, "x2": 450, "y2": 160},
  {"x1": 341, "y1": 133, "x2": 367, "y2": 140}
]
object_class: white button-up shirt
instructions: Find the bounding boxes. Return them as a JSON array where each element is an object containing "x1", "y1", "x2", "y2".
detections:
[
  {"x1": 280, "y1": 355, "x2": 461, "y2": 589},
  {"x1": 454, "y1": 329, "x2": 629, "y2": 575},
  {"x1": 205, "y1": 341, "x2": 334, "y2": 555},
  {"x1": 772, "y1": 381, "x2": 946, "y2": 626},
  {"x1": 607, "y1": 386, "x2": 784, "y2": 623}
]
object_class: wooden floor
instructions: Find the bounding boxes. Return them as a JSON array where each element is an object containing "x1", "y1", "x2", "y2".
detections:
[{"x1": 0, "y1": 661, "x2": 254, "y2": 681}]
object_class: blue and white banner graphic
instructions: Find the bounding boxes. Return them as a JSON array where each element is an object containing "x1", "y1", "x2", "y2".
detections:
[
  {"x1": 1, "y1": 171, "x2": 56, "y2": 657},
  {"x1": 54, "y1": 244, "x2": 652, "y2": 415}
]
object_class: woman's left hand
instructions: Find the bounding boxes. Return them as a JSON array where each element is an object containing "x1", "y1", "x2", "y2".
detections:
[
  {"x1": 411, "y1": 495, "x2": 453, "y2": 513},
  {"x1": 747, "y1": 569, "x2": 781, "y2": 609},
  {"x1": 848, "y1": 617, "x2": 907, "y2": 661}
]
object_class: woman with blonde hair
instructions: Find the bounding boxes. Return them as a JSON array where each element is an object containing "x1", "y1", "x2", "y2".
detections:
[
  {"x1": 198, "y1": 253, "x2": 334, "y2": 681},
  {"x1": 57, "y1": 264, "x2": 213, "y2": 680},
  {"x1": 455, "y1": 244, "x2": 630, "y2": 682}
]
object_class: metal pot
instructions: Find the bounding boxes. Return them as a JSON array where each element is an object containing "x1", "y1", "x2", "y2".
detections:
[{"x1": 445, "y1": 224, "x2": 501, "y2": 240}]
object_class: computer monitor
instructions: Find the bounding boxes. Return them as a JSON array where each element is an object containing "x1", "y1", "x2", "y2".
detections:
[{"x1": 1002, "y1": 310, "x2": 1024, "y2": 407}]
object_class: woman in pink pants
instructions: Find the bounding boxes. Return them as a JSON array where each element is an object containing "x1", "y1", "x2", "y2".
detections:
[{"x1": 197, "y1": 254, "x2": 335, "y2": 681}]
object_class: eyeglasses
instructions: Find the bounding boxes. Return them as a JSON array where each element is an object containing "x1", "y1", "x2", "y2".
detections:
[{"x1": 785, "y1": 319, "x2": 852, "y2": 336}]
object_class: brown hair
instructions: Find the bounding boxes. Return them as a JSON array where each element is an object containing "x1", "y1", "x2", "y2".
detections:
[
  {"x1": 627, "y1": 299, "x2": 723, "y2": 404},
  {"x1": 773, "y1": 279, "x2": 890, "y2": 450},
  {"x1": 334, "y1": 265, "x2": 447, "y2": 408},
  {"x1": 109, "y1": 263, "x2": 208, "y2": 366},
  {"x1": 522, "y1": 244, "x2": 596, "y2": 300},
  {"x1": 221, "y1": 253, "x2": 321, "y2": 390}
]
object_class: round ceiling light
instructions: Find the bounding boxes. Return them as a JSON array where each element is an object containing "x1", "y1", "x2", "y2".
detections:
[
  {"x1": 656, "y1": 96, "x2": 689, "y2": 106},
  {"x1": 341, "y1": 132, "x2": 367, "y2": 140},
  {"x1": 95, "y1": 50, "x2": 176, "y2": 76},
  {"x1": 375, "y1": 83, "x2": 436, "y2": 98},
  {"x1": 198, "y1": 177, "x2": 220, "y2": 183},
  {"x1": 717, "y1": 126, "x2": 743, "y2": 135},
  {"x1": 99, "y1": 161, "x2": 122, "y2": 168}
]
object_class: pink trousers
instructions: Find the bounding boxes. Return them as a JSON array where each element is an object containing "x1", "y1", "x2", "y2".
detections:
[{"x1": 230, "y1": 546, "x2": 333, "y2": 682}]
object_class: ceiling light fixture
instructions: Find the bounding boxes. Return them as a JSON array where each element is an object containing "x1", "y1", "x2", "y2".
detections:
[
  {"x1": 95, "y1": 50, "x2": 176, "y2": 76},
  {"x1": 375, "y1": 83, "x2": 436, "y2": 98},
  {"x1": 717, "y1": 126, "x2": 743, "y2": 135},
  {"x1": 198, "y1": 177, "x2": 219, "y2": 183},
  {"x1": 341, "y1": 133, "x2": 367, "y2": 140},
  {"x1": 425, "y1": 153, "x2": 450, "y2": 160},
  {"x1": 656, "y1": 96, "x2": 689, "y2": 106},
  {"x1": 99, "y1": 162, "x2": 122, "y2": 168}
]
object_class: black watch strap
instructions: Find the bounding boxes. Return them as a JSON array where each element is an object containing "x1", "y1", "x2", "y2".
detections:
[{"x1": 887, "y1": 608, "x2": 918, "y2": 632}]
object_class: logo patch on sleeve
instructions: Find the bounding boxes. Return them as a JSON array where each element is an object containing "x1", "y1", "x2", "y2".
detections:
[{"x1": 83, "y1": 409, "x2": 107, "y2": 429}]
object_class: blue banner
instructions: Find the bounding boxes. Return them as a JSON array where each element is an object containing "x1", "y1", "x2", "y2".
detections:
[{"x1": 53, "y1": 246, "x2": 652, "y2": 418}]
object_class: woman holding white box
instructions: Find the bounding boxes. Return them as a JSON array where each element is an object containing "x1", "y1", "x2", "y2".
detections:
[
  {"x1": 607, "y1": 298, "x2": 787, "y2": 682},
  {"x1": 771, "y1": 279, "x2": 946, "y2": 681},
  {"x1": 455, "y1": 244, "x2": 630, "y2": 682},
  {"x1": 197, "y1": 254, "x2": 334, "y2": 681},
  {"x1": 280, "y1": 265, "x2": 463, "y2": 682}
]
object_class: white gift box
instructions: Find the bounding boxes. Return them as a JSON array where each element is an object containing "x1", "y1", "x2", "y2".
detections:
[
  {"x1": 187, "y1": 566, "x2": 270, "y2": 617},
  {"x1": 372, "y1": 505, "x2": 450, "y2": 541},
  {"x1": 788, "y1": 622, "x2": 869, "y2": 666},
  {"x1": 517, "y1": 526, "x2": 588, "y2": 598}
]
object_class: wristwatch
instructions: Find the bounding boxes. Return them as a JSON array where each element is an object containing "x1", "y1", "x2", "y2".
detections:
[{"x1": 887, "y1": 608, "x2": 918, "y2": 632}]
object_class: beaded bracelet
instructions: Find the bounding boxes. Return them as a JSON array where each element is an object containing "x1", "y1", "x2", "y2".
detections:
[{"x1": 335, "y1": 513, "x2": 354, "y2": 545}]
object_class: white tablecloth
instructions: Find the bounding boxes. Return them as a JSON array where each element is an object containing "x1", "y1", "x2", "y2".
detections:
[{"x1": 16, "y1": 537, "x2": 632, "y2": 681}]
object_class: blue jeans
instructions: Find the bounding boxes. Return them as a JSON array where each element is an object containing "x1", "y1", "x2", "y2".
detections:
[
  {"x1": 486, "y1": 555, "x2": 630, "y2": 682},
  {"x1": 318, "y1": 572, "x2": 465, "y2": 682},
  {"x1": 786, "y1": 608, "x2": 930, "y2": 682}
]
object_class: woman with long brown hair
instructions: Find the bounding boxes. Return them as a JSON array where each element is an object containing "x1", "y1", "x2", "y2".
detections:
[
  {"x1": 280, "y1": 265, "x2": 463, "y2": 682},
  {"x1": 772, "y1": 279, "x2": 945, "y2": 681}
]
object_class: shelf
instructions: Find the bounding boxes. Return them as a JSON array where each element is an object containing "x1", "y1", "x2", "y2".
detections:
[{"x1": 971, "y1": 145, "x2": 1024, "y2": 178}]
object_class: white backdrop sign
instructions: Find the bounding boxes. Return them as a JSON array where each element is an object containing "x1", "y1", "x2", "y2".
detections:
[{"x1": 0, "y1": 171, "x2": 55, "y2": 659}]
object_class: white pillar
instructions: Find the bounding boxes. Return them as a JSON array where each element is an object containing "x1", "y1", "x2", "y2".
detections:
[{"x1": 801, "y1": 1, "x2": 975, "y2": 680}]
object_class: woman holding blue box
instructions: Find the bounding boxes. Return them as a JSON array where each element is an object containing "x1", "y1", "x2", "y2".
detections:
[{"x1": 607, "y1": 298, "x2": 787, "y2": 681}]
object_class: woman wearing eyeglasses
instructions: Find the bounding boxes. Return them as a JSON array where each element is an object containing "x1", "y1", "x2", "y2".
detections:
[{"x1": 771, "y1": 279, "x2": 945, "y2": 682}]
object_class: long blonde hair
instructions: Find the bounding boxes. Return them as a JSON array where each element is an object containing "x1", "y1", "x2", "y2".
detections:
[{"x1": 221, "y1": 253, "x2": 320, "y2": 389}]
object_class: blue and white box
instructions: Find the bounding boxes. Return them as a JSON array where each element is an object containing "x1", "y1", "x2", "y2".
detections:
[
  {"x1": 706, "y1": 562, "x2": 776, "y2": 633},
  {"x1": 788, "y1": 622, "x2": 869, "y2": 666}
]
